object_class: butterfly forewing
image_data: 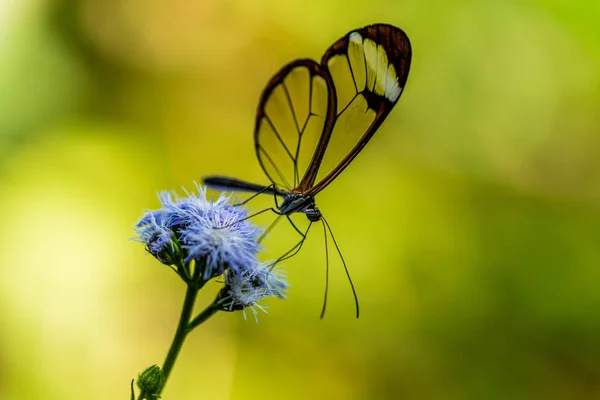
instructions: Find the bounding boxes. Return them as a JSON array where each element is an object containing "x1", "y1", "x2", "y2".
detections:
[
  {"x1": 255, "y1": 60, "x2": 335, "y2": 191},
  {"x1": 304, "y1": 24, "x2": 412, "y2": 195}
]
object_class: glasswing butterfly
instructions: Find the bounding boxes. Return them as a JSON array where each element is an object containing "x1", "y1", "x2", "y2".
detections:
[{"x1": 204, "y1": 23, "x2": 412, "y2": 317}]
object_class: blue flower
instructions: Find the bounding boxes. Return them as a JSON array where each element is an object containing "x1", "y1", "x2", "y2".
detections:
[
  {"x1": 135, "y1": 184, "x2": 263, "y2": 281},
  {"x1": 218, "y1": 263, "x2": 288, "y2": 322},
  {"x1": 134, "y1": 213, "x2": 178, "y2": 264}
]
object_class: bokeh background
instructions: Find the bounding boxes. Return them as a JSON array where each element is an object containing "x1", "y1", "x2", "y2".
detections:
[{"x1": 1, "y1": 0, "x2": 599, "y2": 399}]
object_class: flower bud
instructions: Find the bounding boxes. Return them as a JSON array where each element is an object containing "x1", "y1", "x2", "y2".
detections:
[{"x1": 137, "y1": 364, "x2": 164, "y2": 398}]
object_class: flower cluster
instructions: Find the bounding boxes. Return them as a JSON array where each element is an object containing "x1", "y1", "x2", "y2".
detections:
[
  {"x1": 217, "y1": 263, "x2": 288, "y2": 322},
  {"x1": 134, "y1": 184, "x2": 287, "y2": 317}
]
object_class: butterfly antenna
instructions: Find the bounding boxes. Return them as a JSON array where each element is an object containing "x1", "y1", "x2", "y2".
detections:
[
  {"x1": 320, "y1": 220, "x2": 330, "y2": 319},
  {"x1": 322, "y1": 217, "x2": 360, "y2": 318},
  {"x1": 216, "y1": 207, "x2": 280, "y2": 230}
]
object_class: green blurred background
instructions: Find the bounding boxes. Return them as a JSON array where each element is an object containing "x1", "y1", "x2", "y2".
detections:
[{"x1": 1, "y1": 0, "x2": 599, "y2": 399}]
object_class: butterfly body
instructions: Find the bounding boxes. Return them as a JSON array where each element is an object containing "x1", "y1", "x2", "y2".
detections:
[{"x1": 278, "y1": 193, "x2": 321, "y2": 221}]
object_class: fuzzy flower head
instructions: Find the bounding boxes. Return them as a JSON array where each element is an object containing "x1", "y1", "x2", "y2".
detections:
[
  {"x1": 134, "y1": 184, "x2": 263, "y2": 282},
  {"x1": 218, "y1": 263, "x2": 288, "y2": 322}
]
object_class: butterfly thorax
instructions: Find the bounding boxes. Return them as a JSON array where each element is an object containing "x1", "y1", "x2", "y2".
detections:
[{"x1": 278, "y1": 193, "x2": 322, "y2": 222}]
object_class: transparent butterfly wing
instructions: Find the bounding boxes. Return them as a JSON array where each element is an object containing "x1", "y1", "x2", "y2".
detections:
[
  {"x1": 254, "y1": 60, "x2": 335, "y2": 191},
  {"x1": 304, "y1": 24, "x2": 412, "y2": 195},
  {"x1": 254, "y1": 24, "x2": 411, "y2": 195}
]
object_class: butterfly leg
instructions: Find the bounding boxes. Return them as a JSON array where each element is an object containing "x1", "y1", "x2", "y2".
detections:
[
  {"x1": 273, "y1": 187, "x2": 282, "y2": 209},
  {"x1": 215, "y1": 207, "x2": 281, "y2": 230},
  {"x1": 268, "y1": 222, "x2": 312, "y2": 270},
  {"x1": 233, "y1": 184, "x2": 276, "y2": 207},
  {"x1": 285, "y1": 215, "x2": 305, "y2": 237},
  {"x1": 258, "y1": 215, "x2": 283, "y2": 244},
  {"x1": 275, "y1": 216, "x2": 311, "y2": 262}
]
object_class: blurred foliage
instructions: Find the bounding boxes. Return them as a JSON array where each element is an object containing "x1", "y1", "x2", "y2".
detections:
[{"x1": 0, "y1": 0, "x2": 599, "y2": 399}]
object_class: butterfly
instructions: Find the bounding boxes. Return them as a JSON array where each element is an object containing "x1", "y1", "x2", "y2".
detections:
[{"x1": 204, "y1": 23, "x2": 412, "y2": 317}]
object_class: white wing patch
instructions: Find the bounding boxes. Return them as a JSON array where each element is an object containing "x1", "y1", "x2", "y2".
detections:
[{"x1": 348, "y1": 32, "x2": 401, "y2": 103}]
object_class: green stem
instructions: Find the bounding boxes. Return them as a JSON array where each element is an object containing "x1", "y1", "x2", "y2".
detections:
[
  {"x1": 138, "y1": 283, "x2": 199, "y2": 400},
  {"x1": 161, "y1": 284, "x2": 199, "y2": 383},
  {"x1": 188, "y1": 302, "x2": 220, "y2": 331}
]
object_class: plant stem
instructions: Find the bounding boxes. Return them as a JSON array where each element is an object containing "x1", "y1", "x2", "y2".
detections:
[
  {"x1": 161, "y1": 284, "x2": 199, "y2": 382},
  {"x1": 188, "y1": 302, "x2": 220, "y2": 331},
  {"x1": 138, "y1": 283, "x2": 199, "y2": 400}
]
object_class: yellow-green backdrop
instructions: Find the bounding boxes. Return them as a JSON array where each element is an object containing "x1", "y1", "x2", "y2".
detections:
[{"x1": 1, "y1": 0, "x2": 599, "y2": 399}]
